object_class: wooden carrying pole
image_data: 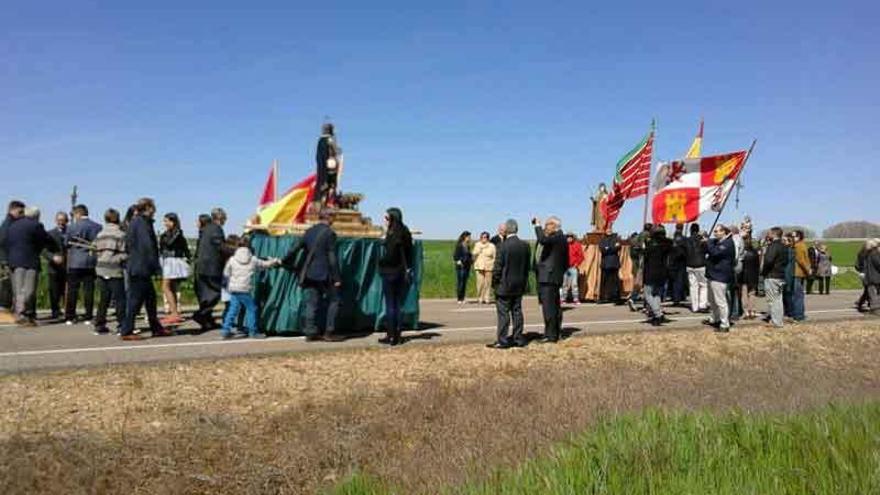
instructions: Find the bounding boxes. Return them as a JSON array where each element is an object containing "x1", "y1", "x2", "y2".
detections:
[{"x1": 709, "y1": 139, "x2": 757, "y2": 232}]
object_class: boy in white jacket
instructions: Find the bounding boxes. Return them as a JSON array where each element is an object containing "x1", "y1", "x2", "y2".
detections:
[{"x1": 221, "y1": 239, "x2": 280, "y2": 339}]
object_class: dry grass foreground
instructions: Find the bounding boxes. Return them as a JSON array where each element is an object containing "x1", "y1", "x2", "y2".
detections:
[{"x1": 2, "y1": 319, "x2": 880, "y2": 494}]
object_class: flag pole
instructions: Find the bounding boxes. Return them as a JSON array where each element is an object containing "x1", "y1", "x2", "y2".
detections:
[
  {"x1": 709, "y1": 139, "x2": 757, "y2": 232},
  {"x1": 642, "y1": 120, "x2": 656, "y2": 227},
  {"x1": 274, "y1": 159, "x2": 279, "y2": 200}
]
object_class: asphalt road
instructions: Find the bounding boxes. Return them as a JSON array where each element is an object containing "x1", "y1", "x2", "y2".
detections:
[{"x1": 0, "y1": 291, "x2": 867, "y2": 374}]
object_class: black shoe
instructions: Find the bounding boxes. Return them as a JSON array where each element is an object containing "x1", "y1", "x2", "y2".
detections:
[
  {"x1": 512, "y1": 339, "x2": 528, "y2": 348},
  {"x1": 485, "y1": 342, "x2": 512, "y2": 349},
  {"x1": 323, "y1": 333, "x2": 345, "y2": 342},
  {"x1": 650, "y1": 318, "x2": 663, "y2": 327},
  {"x1": 702, "y1": 318, "x2": 720, "y2": 328},
  {"x1": 659, "y1": 315, "x2": 672, "y2": 324},
  {"x1": 305, "y1": 335, "x2": 323, "y2": 342}
]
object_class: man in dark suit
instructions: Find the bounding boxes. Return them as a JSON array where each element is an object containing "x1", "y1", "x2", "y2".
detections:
[
  {"x1": 43, "y1": 212, "x2": 68, "y2": 319},
  {"x1": 282, "y1": 209, "x2": 342, "y2": 342},
  {"x1": 488, "y1": 219, "x2": 530, "y2": 349},
  {"x1": 533, "y1": 215, "x2": 569, "y2": 343},
  {"x1": 490, "y1": 223, "x2": 507, "y2": 246},
  {"x1": 193, "y1": 207, "x2": 231, "y2": 331},
  {"x1": 121, "y1": 198, "x2": 172, "y2": 340}
]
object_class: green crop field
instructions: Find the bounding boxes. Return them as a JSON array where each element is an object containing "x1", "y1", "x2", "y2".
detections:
[
  {"x1": 28, "y1": 240, "x2": 867, "y2": 310},
  {"x1": 330, "y1": 402, "x2": 880, "y2": 494}
]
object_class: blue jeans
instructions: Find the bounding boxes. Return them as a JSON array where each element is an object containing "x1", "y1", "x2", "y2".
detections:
[
  {"x1": 791, "y1": 277, "x2": 806, "y2": 320},
  {"x1": 222, "y1": 292, "x2": 258, "y2": 337},
  {"x1": 455, "y1": 267, "x2": 470, "y2": 302},
  {"x1": 382, "y1": 272, "x2": 409, "y2": 334}
]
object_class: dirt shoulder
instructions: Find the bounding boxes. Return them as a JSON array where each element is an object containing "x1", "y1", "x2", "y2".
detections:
[{"x1": 2, "y1": 319, "x2": 879, "y2": 494}]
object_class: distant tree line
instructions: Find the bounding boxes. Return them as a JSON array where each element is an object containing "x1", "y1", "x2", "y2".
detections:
[
  {"x1": 823, "y1": 221, "x2": 880, "y2": 239},
  {"x1": 758, "y1": 226, "x2": 816, "y2": 239}
]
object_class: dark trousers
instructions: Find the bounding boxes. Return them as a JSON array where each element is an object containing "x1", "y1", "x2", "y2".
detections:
[
  {"x1": 65, "y1": 268, "x2": 96, "y2": 321},
  {"x1": 600, "y1": 268, "x2": 621, "y2": 302},
  {"x1": 496, "y1": 295, "x2": 524, "y2": 345},
  {"x1": 455, "y1": 267, "x2": 470, "y2": 302},
  {"x1": 194, "y1": 275, "x2": 222, "y2": 327},
  {"x1": 857, "y1": 286, "x2": 870, "y2": 309},
  {"x1": 381, "y1": 272, "x2": 409, "y2": 340},
  {"x1": 670, "y1": 267, "x2": 687, "y2": 303},
  {"x1": 728, "y1": 282, "x2": 743, "y2": 320},
  {"x1": 791, "y1": 277, "x2": 806, "y2": 320},
  {"x1": 538, "y1": 283, "x2": 562, "y2": 341},
  {"x1": 806, "y1": 276, "x2": 816, "y2": 294},
  {"x1": 0, "y1": 263, "x2": 11, "y2": 309},
  {"x1": 302, "y1": 280, "x2": 340, "y2": 337},
  {"x1": 816, "y1": 276, "x2": 831, "y2": 294},
  {"x1": 47, "y1": 270, "x2": 67, "y2": 318},
  {"x1": 95, "y1": 277, "x2": 126, "y2": 330},
  {"x1": 122, "y1": 275, "x2": 160, "y2": 335}
]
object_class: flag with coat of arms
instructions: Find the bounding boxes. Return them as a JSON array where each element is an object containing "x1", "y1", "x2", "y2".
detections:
[{"x1": 651, "y1": 151, "x2": 747, "y2": 224}]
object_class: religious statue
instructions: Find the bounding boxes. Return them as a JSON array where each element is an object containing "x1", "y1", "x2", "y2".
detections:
[
  {"x1": 590, "y1": 183, "x2": 609, "y2": 233},
  {"x1": 316, "y1": 122, "x2": 342, "y2": 208}
]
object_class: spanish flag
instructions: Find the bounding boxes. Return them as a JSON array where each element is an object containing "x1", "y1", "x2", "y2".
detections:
[
  {"x1": 685, "y1": 119, "x2": 703, "y2": 159},
  {"x1": 257, "y1": 173, "x2": 317, "y2": 226}
]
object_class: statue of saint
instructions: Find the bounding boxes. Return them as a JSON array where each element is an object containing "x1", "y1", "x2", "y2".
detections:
[
  {"x1": 590, "y1": 183, "x2": 609, "y2": 232},
  {"x1": 316, "y1": 122, "x2": 341, "y2": 208}
]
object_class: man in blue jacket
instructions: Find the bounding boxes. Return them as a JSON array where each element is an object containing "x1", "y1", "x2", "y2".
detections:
[
  {"x1": 704, "y1": 224, "x2": 736, "y2": 332},
  {"x1": 5, "y1": 207, "x2": 58, "y2": 325},
  {"x1": 0, "y1": 200, "x2": 26, "y2": 324},
  {"x1": 64, "y1": 204, "x2": 102, "y2": 325},
  {"x1": 282, "y1": 209, "x2": 342, "y2": 342}
]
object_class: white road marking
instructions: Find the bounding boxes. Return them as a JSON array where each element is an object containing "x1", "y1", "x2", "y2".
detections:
[{"x1": 0, "y1": 309, "x2": 860, "y2": 359}]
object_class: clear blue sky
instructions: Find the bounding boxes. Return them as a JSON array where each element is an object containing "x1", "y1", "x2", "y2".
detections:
[{"x1": 3, "y1": 1, "x2": 878, "y2": 238}]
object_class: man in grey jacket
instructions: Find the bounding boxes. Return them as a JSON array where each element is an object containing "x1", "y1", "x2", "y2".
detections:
[
  {"x1": 64, "y1": 204, "x2": 102, "y2": 325},
  {"x1": 93, "y1": 209, "x2": 127, "y2": 335}
]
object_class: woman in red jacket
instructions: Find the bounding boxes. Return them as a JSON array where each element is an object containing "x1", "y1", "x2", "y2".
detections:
[{"x1": 561, "y1": 233, "x2": 585, "y2": 304}]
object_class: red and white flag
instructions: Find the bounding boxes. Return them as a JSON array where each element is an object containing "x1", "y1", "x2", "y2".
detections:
[
  {"x1": 600, "y1": 126, "x2": 654, "y2": 226},
  {"x1": 651, "y1": 151, "x2": 747, "y2": 224}
]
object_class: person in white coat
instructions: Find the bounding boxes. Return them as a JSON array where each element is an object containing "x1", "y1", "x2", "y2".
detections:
[{"x1": 471, "y1": 232, "x2": 497, "y2": 304}]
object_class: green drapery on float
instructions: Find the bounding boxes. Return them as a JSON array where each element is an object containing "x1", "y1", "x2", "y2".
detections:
[{"x1": 250, "y1": 235, "x2": 423, "y2": 335}]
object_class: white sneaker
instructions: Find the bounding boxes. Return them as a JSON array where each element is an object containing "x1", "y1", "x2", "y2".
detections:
[
  {"x1": 65, "y1": 320, "x2": 74, "y2": 326},
  {"x1": 83, "y1": 320, "x2": 92, "y2": 326}
]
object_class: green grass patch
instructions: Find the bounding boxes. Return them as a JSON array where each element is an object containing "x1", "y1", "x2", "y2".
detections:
[{"x1": 333, "y1": 402, "x2": 880, "y2": 494}]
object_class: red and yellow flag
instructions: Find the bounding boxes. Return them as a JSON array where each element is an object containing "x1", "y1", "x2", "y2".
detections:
[{"x1": 257, "y1": 174, "x2": 317, "y2": 227}]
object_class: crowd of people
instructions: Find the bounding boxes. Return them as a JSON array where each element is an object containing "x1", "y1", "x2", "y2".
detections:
[
  {"x1": 459, "y1": 217, "x2": 880, "y2": 349},
  {"x1": 0, "y1": 198, "x2": 415, "y2": 344},
  {"x1": 1, "y1": 196, "x2": 879, "y2": 347}
]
